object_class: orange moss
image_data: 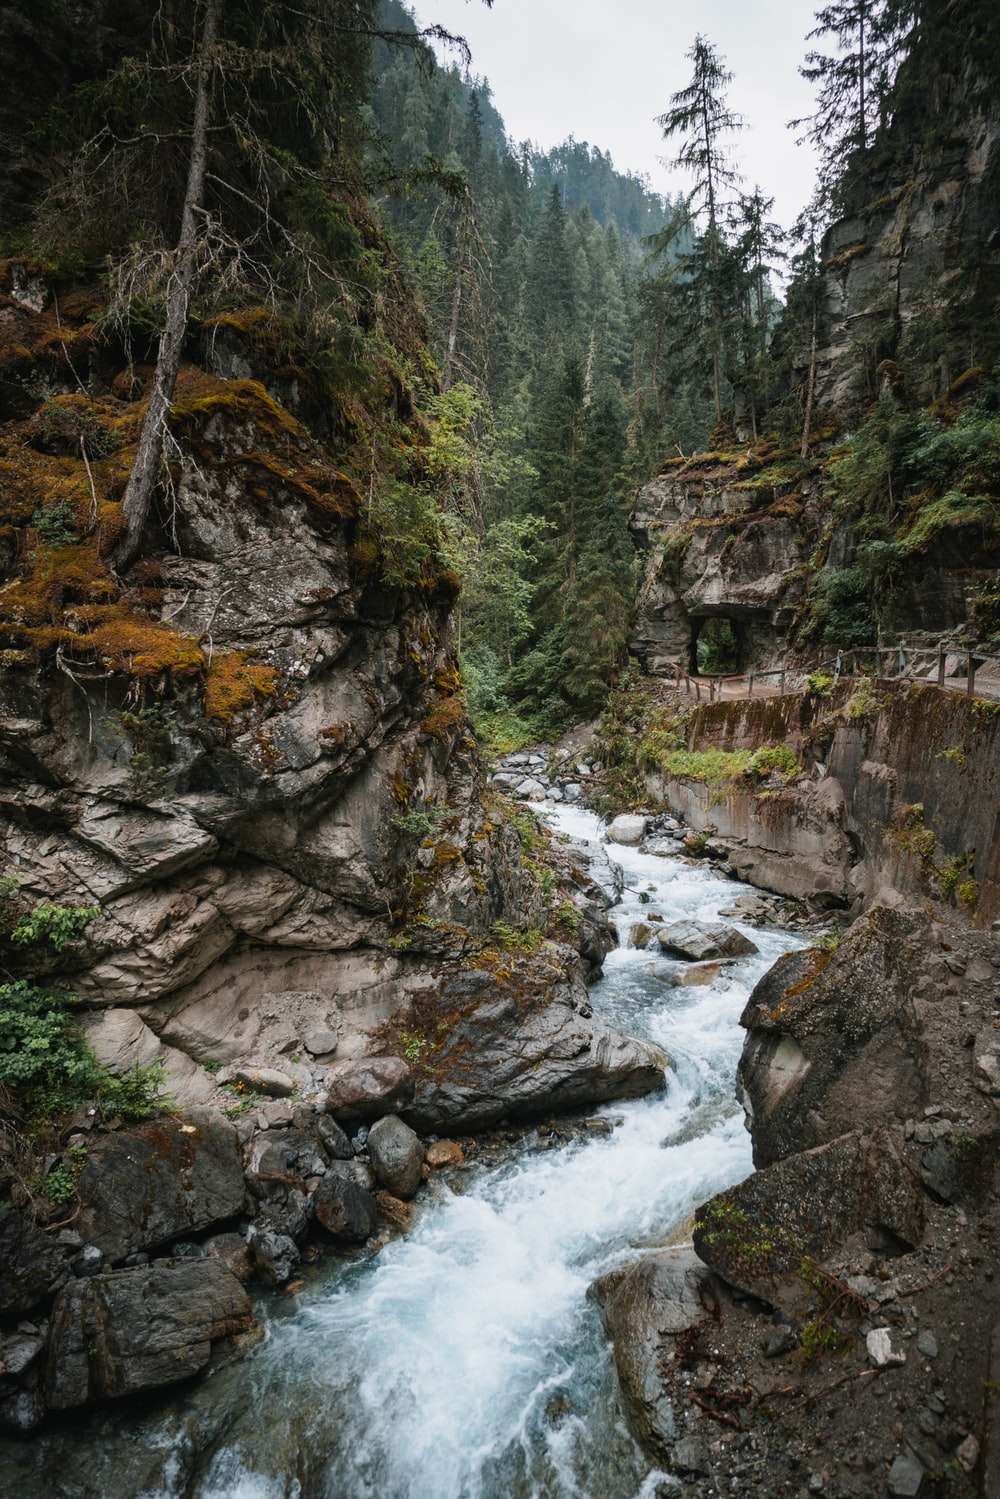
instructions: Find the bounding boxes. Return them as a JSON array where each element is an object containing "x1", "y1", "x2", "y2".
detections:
[
  {"x1": 420, "y1": 694, "x2": 465, "y2": 741},
  {"x1": 824, "y1": 243, "x2": 873, "y2": 273},
  {"x1": 169, "y1": 369, "x2": 305, "y2": 443},
  {"x1": 79, "y1": 609, "x2": 205, "y2": 680},
  {"x1": 203, "y1": 651, "x2": 281, "y2": 723}
]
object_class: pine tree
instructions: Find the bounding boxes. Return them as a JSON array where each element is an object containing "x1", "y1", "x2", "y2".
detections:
[{"x1": 656, "y1": 36, "x2": 745, "y2": 425}]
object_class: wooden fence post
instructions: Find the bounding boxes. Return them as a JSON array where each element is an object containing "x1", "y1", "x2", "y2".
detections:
[
  {"x1": 967, "y1": 652, "x2": 976, "y2": 696},
  {"x1": 748, "y1": 667, "x2": 755, "y2": 699},
  {"x1": 938, "y1": 649, "x2": 946, "y2": 688}
]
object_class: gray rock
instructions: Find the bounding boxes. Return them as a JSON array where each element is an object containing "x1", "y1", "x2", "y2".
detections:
[
  {"x1": 44, "y1": 1260, "x2": 254, "y2": 1408},
  {"x1": 202, "y1": 1232, "x2": 253, "y2": 1282},
  {"x1": 591, "y1": 1246, "x2": 713, "y2": 1460},
  {"x1": 672, "y1": 1436, "x2": 710, "y2": 1475},
  {"x1": 887, "y1": 1450, "x2": 926, "y2": 1497},
  {"x1": 324, "y1": 1057, "x2": 414, "y2": 1121},
  {"x1": 366, "y1": 1115, "x2": 424, "y2": 1200},
  {"x1": 72, "y1": 1245, "x2": 104, "y2": 1278},
  {"x1": 233, "y1": 1065, "x2": 296, "y2": 1098},
  {"x1": 245, "y1": 1225, "x2": 299, "y2": 1286},
  {"x1": 916, "y1": 1331, "x2": 938, "y2": 1358},
  {"x1": 0, "y1": 1332, "x2": 44, "y2": 1377},
  {"x1": 695, "y1": 1130, "x2": 924, "y2": 1302},
  {"x1": 75, "y1": 1109, "x2": 246, "y2": 1263},
  {"x1": 402, "y1": 967, "x2": 666, "y2": 1133},
  {"x1": 0, "y1": 1207, "x2": 71, "y2": 1316},
  {"x1": 956, "y1": 1433, "x2": 979, "y2": 1473},
  {"x1": 0, "y1": 1390, "x2": 45, "y2": 1435},
  {"x1": 312, "y1": 1167, "x2": 377, "y2": 1243},
  {"x1": 607, "y1": 814, "x2": 647, "y2": 845},
  {"x1": 316, "y1": 1114, "x2": 354, "y2": 1160},
  {"x1": 656, "y1": 920, "x2": 758, "y2": 961},
  {"x1": 867, "y1": 1327, "x2": 906, "y2": 1366}
]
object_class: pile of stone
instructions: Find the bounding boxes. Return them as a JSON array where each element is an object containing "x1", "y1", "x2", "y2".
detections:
[{"x1": 488, "y1": 749, "x2": 599, "y2": 803}]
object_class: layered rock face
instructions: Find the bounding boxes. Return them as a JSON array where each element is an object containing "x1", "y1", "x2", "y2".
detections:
[
  {"x1": 0, "y1": 282, "x2": 556, "y2": 1101},
  {"x1": 630, "y1": 459, "x2": 811, "y2": 677},
  {"x1": 598, "y1": 903, "x2": 1000, "y2": 1497},
  {"x1": 642, "y1": 682, "x2": 1000, "y2": 927},
  {"x1": 812, "y1": 108, "x2": 1000, "y2": 419}
]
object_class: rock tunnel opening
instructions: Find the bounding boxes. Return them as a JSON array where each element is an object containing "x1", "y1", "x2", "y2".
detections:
[{"x1": 690, "y1": 616, "x2": 743, "y2": 676}]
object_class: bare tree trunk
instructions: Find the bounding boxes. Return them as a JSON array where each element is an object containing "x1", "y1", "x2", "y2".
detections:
[
  {"x1": 442, "y1": 196, "x2": 471, "y2": 393},
  {"x1": 800, "y1": 309, "x2": 818, "y2": 460},
  {"x1": 112, "y1": 0, "x2": 221, "y2": 574}
]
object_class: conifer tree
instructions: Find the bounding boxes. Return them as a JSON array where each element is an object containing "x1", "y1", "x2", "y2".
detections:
[{"x1": 656, "y1": 35, "x2": 744, "y2": 425}]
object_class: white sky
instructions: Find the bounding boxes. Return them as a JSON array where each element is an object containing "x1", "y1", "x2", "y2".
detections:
[{"x1": 414, "y1": 0, "x2": 823, "y2": 234}]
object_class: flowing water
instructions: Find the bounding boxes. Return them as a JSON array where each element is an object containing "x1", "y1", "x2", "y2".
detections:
[{"x1": 3, "y1": 807, "x2": 802, "y2": 1499}]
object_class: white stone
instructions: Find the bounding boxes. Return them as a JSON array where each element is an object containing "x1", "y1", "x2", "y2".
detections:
[
  {"x1": 608, "y1": 815, "x2": 647, "y2": 846},
  {"x1": 867, "y1": 1327, "x2": 905, "y2": 1367}
]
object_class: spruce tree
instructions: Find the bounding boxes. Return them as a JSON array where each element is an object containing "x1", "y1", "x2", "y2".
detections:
[{"x1": 656, "y1": 36, "x2": 745, "y2": 425}]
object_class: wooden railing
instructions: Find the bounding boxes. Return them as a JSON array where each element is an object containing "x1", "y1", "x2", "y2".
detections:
[{"x1": 673, "y1": 643, "x2": 1000, "y2": 703}]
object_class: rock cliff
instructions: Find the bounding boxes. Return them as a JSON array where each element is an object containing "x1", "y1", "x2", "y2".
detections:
[{"x1": 0, "y1": 268, "x2": 587, "y2": 1103}]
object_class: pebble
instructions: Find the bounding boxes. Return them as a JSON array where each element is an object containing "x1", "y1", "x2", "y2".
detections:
[
  {"x1": 887, "y1": 1451, "x2": 925, "y2": 1497},
  {"x1": 866, "y1": 1328, "x2": 905, "y2": 1366},
  {"x1": 916, "y1": 1331, "x2": 938, "y2": 1358},
  {"x1": 956, "y1": 1433, "x2": 980, "y2": 1473}
]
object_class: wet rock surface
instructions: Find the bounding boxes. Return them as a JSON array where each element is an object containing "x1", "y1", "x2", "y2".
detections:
[
  {"x1": 600, "y1": 906, "x2": 1000, "y2": 1498},
  {"x1": 399, "y1": 958, "x2": 667, "y2": 1133},
  {"x1": 75, "y1": 1109, "x2": 246, "y2": 1263},
  {"x1": 44, "y1": 1259, "x2": 255, "y2": 1409}
]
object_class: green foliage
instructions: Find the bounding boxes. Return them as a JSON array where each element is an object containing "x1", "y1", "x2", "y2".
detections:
[
  {"x1": 798, "y1": 1318, "x2": 849, "y2": 1362},
  {"x1": 97, "y1": 1060, "x2": 172, "y2": 1121},
  {"x1": 392, "y1": 801, "x2": 449, "y2": 840},
  {"x1": 501, "y1": 802, "x2": 547, "y2": 856},
  {"x1": 104, "y1": 706, "x2": 176, "y2": 800},
  {"x1": 39, "y1": 1147, "x2": 88, "y2": 1207},
  {"x1": 487, "y1": 921, "x2": 544, "y2": 955},
  {"x1": 845, "y1": 678, "x2": 885, "y2": 719},
  {"x1": 803, "y1": 566, "x2": 876, "y2": 646},
  {"x1": 0, "y1": 981, "x2": 98, "y2": 1097},
  {"x1": 397, "y1": 1030, "x2": 428, "y2": 1065},
  {"x1": 660, "y1": 748, "x2": 752, "y2": 784},
  {"x1": 805, "y1": 671, "x2": 835, "y2": 696},
  {"x1": 2, "y1": 884, "x2": 100, "y2": 953},
  {"x1": 744, "y1": 744, "x2": 800, "y2": 780},
  {"x1": 31, "y1": 499, "x2": 78, "y2": 548}
]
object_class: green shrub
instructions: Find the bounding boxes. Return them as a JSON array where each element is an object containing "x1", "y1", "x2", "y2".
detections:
[
  {"x1": 0, "y1": 980, "x2": 169, "y2": 1121},
  {"x1": 392, "y1": 802, "x2": 449, "y2": 840},
  {"x1": 745, "y1": 744, "x2": 799, "y2": 780}
]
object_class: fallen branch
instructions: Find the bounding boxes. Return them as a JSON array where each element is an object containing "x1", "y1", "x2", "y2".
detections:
[
  {"x1": 688, "y1": 1390, "x2": 748, "y2": 1432},
  {"x1": 898, "y1": 1265, "x2": 953, "y2": 1298}
]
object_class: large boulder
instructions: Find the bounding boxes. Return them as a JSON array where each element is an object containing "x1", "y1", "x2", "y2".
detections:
[
  {"x1": 591, "y1": 1246, "x2": 717, "y2": 1461},
  {"x1": 312, "y1": 1166, "x2": 377, "y2": 1243},
  {"x1": 401, "y1": 962, "x2": 666, "y2": 1133},
  {"x1": 738, "y1": 904, "x2": 949, "y2": 1169},
  {"x1": 75, "y1": 1109, "x2": 246, "y2": 1263},
  {"x1": 693, "y1": 1129, "x2": 925, "y2": 1303},
  {"x1": 323, "y1": 1057, "x2": 414, "y2": 1121},
  {"x1": 44, "y1": 1259, "x2": 255, "y2": 1409},
  {"x1": 367, "y1": 1114, "x2": 423, "y2": 1200},
  {"x1": 607, "y1": 814, "x2": 647, "y2": 846},
  {"x1": 656, "y1": 921, "x2": 758, "y2": 962}
]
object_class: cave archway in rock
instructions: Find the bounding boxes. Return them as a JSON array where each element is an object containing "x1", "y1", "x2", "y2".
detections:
[{"x1": 690, "y1": 616, "x2": 743, "y2": 676}]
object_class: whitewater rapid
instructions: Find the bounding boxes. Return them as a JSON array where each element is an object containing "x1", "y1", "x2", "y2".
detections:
[
  {"x1": 147, "y1": 805, "x2": 800, "y2": 1499},
  {"x1": 2, "y1": 805, "x2": 801, "y2": 1499}
]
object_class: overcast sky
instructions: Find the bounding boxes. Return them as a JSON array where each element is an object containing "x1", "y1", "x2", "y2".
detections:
[{"x1": 414, "y1": 0, "x2": 824, "y2": 234}]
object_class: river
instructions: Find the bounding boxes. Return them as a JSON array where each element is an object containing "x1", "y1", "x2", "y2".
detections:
[{"x1": 2, "y1": 805, "x2": 802, "y2": 1499}]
